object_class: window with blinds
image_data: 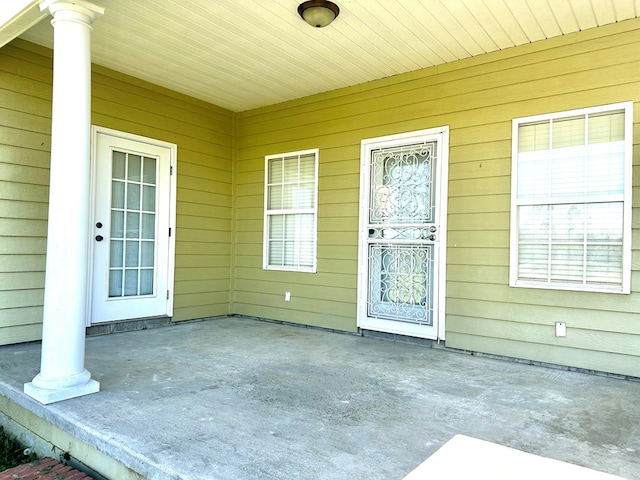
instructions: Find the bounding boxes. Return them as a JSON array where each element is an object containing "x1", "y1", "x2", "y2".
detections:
[
  {"x1": 263, "y1": 149, "x2": 318, "y2": 272},
  {"x1": 510, "y1": 103, "x2": 633, "y2": 293}
]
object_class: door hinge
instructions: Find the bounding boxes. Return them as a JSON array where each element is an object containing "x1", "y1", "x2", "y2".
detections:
[
  {"x1": 170, "y1": 165, "x2": 173, "y2": 175},
  {"x1": 169, "y1": 227, "x2": 172, "y2": 237},
  {"x1": 166, "y1": 290, "x2": 169, "y2": 300}
]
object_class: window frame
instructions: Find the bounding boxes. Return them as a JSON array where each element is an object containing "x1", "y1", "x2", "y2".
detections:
[
  {"x1": 509, "y1": 102, "x2": 633, "y2": 294},
  {"x1": 263, "y1": 148, "x2": 319, "y2": 273}
]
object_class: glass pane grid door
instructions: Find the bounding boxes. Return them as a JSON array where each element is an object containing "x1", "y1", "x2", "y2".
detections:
[
  {"x1": 108, "y1": 150, "x2": 157, "y2": 298},
  {"x1": 366, "y1": 141, "x2": 437, "y2": 326}
]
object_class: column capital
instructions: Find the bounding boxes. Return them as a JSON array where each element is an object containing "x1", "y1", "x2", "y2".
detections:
[{"x1": 40, "y1": 0, "x2": 104, "y2": 24}]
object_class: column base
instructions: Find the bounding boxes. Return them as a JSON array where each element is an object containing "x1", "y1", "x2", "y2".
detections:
[{"x1": 24, "y1": 379, "x2": 100, "y2": 405}]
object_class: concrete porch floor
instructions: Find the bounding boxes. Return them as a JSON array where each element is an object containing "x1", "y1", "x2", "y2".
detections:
[{"x1": 0, "y1": 316, "x2": 639, "y2": 480}]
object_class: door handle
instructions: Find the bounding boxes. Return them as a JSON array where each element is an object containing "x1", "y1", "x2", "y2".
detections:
[
  {"x1": 428, "y1": 234, "x2": 436, "y2": 241},
  {"x1": 95, "y1": 235, "x2": 104, "y2": 242}
]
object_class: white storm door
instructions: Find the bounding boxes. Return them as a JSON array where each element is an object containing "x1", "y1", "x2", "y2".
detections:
[
  {"x1": 90, "y1": 128, "x2": 176, "y2": 324},
  {"x1": 357, "y1": 128, "x2": 448, "y2": 340}
]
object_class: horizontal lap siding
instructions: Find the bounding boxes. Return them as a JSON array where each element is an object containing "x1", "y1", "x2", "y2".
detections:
[
  {"x1": 442, "y1": 23, "x2": 640, "y2": 377},
  {"x1": 233, "y1": 130, "x2": 359, "y2": 331},
  {"x1": 3, "y1": 21, "x2": 640, "y2": 375},
  {"x1": 0, "y1": 40, "x2": 233, "y2": 345},
  {"x1": 0, "y1": 41, "x2": 51, "y2": 344},
  {"x1": 235, "y1": 19, "x2": 640, "y2": 376},
  {"x1": 91, "y1": 58, "x2": 234, "y2": 322}
]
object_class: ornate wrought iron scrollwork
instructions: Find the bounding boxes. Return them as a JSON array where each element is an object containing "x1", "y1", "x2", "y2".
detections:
[
  {"x1": 368, "y1": 227, "x2": 433, "y2": 240},
  {"x1": 368, "y1": 244, "x2": 434, "y2": 325},
  {"x1": 369, "y1": 142, "x2": 436, "y2": 225},
  {"x1": 365, "y1": 140, "x2": 438, "y2": 326}
]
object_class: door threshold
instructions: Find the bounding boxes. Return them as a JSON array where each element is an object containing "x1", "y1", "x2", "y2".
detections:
[
  {"x1": 360, "y1": 329, "x2": 438, "y2": 347},
  {"x1": 86, "y1": 316, "x2": 172, "y2": 337}
]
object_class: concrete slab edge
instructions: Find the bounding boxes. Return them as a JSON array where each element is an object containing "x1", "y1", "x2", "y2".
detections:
[
  {"x1": 0, "y1": 411, "x2": 107, "y2": 480},
  {"x1": 0, "y1": 380, "x2": 184, "y2": 480}
]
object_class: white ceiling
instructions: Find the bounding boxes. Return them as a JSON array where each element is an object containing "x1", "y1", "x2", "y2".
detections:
[{"x1": 17, "y1": 0, "x2": 640, "y2": 112}]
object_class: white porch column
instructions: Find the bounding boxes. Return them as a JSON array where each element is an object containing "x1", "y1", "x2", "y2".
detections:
[{"x1": 24, "y1": 0, "x2": 104, "y2": 404}]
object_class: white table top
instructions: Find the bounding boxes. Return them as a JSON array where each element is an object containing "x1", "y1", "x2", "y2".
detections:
[{"x1": 404, "y1": 434, "x2": 626, "y2": 480}]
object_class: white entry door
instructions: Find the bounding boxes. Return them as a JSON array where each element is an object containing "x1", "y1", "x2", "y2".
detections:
[
  {"x1": 90, "y1": 127, "x2": 176, "y2": 324},
  {"x1": 357, "y1": 128, "x2": 449, "y2": 340}
]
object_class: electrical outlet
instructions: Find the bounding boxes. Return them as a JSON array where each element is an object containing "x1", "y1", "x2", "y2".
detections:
[
  {"x1": 285, "y1": 291, "x2": 291, "y2": 302},
  {"x1": 555, "y1": 322, "x2": 567, "y2": 337}
]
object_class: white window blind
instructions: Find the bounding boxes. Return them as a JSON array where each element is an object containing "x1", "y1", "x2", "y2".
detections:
[
  {"x1": 510, "y1": 103, "x2": 632, "y2": 293},
  {"x1": 264, "y1": 149, "x2": 318, "y2": 272}
]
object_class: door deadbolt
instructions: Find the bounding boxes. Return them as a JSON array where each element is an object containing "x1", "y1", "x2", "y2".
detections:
[{"x1": 96, "y1": 222, "x2": 103, "y2": 228}]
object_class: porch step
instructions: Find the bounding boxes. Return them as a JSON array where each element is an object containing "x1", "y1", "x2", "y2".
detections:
[{"x1": 0, "y1": 458, "x2": 93, "y2": 480}]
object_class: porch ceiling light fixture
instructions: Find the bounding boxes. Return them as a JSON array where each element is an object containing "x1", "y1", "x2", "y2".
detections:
[{"x1": 297, "y1": 0, "x2": 340, "y2": 28}]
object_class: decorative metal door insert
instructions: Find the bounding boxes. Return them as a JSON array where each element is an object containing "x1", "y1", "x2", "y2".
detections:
[{"x1": 366, "y1": 141, "x2": 437, "y2": 325}]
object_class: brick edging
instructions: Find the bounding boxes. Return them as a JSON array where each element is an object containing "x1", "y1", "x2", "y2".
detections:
[{"x1": 0, "y1": 457, "x2": 93, "y2": 480}]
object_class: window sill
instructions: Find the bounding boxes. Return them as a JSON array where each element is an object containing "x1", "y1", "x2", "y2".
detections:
[{"x1": 509, "y1": 280, "x2": 629, "y2": 295}]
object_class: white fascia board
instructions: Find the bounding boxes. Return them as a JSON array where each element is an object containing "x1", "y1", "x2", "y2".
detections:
[{"x1": 0, "y1": 0, "x2": 48, "y2": 48}]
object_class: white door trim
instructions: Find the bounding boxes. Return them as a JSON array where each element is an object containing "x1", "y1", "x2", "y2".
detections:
[
  {"x1": 88, "y1": 125, "x2": 177, "y2": 325},
  {"x1": 357, "y1": 127, "x2": 449, "y2": 340}
]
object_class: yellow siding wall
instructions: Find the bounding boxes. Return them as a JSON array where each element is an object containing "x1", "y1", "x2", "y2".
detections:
[
  {"x1": 234, "y1": 18, "x2": 640, "y2": 376},
  {"x1": 0, "y1": 40, "x2": 50, "y2": 344},
  {"x1": 0, "y1": 39, "x2": 233, "y2": 345},
  {"x1": 91, "y1": 65, "x2": 234, "y2": 322},
  {"x1": 2, "y1": 18, "x2": 640, "y2": 376}
]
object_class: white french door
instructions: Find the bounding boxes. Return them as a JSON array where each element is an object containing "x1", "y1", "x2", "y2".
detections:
[
  {"x1": 357, "y1": 128, "x2": 448, "y2": 340},
  {"x1": 89, "y1": 127, "x2": 176, "y2": 324}
]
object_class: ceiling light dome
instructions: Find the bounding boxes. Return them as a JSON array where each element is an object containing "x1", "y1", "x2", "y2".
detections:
[{"x1": 297, "y1": 1, "x2": 340, "y2": 28}]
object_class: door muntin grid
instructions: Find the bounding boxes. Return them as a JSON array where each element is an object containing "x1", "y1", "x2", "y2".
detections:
[
  {"x1": 366, "y1": 141, "x2": 437, "y2": 324},
  {"x1": 108, "y1": 149, "x2": 157, "y2": 298}
]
